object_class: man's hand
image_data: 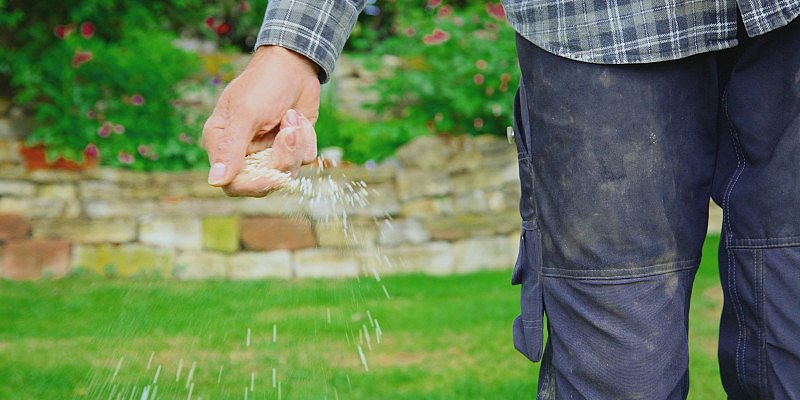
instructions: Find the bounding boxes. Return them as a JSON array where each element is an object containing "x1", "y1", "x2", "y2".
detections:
[{"x1": 202, "y1": 45, "x2": 320, "y2": 195}]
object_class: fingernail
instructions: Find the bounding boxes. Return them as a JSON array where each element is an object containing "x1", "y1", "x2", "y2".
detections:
[
  {"x1": 286, "y1": 109, "x2": 299, "y2": 126},
  {"x1": 208, "y1": 162, "x2": 227, "y2": 185},
  {"x1": 285, "y1": 128, "x2": 297, "y2": 150}
]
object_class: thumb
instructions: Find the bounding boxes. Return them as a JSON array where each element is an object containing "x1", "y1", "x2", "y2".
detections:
[{"x1": 203, "y1": 117, "x2": 252, "y2": 186}]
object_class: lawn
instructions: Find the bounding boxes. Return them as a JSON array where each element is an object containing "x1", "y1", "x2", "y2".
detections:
[{"x1": 0, "y1": 236, "x2": 724, "y2": 399}]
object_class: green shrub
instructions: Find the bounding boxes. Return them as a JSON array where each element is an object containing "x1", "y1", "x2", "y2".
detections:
[{"x1": 365, "y1": 1, "x2": 518, "y2": 139}]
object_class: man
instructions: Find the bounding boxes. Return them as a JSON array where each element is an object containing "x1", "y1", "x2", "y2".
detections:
[{"x1": 202, "y1": 1, "x2": 800, "y2": 398}]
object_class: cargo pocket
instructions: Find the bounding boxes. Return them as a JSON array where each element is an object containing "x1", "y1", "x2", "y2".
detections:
[{"x1": 512, "y1": 219, "x2": 544, "y2": 362}]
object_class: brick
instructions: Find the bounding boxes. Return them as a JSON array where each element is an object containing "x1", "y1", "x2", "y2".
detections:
[
  {"x1": 293, "y1": 248, "x2": 360, "y2": 278},
  {"x1": 202, "y1": 216, "x2": 240, "y2": 253},
  {"x1": 229, "y1": 251, "x2": 292, "y2": 279},
  {"x1": 139, "y1": 216, "x2": 202, "y2": 250},
  {"x1": 0, "y1": 180, "x2": 36, "y2": 196},
  {"x1": 453, "y1": 236, "x2": 517, "y2": 273},
  {"x1": 1, "y1": 239, "x2": 70, "y2": 280},
  {"x1": 240, "y1": 217, "x2": 315, "y2": 251},
  {"x1": 175, "y1": 251, "x2": 228, "y2": 280},
  {"x1": 71, "y1": 244, "x2": 174, "y2": 278},
  {"x1": 0, "y1": 213, "x2": 30, "y2": 241},
  {"x1": 33, "y1": 218, "x2": 136, "y2": 244}
]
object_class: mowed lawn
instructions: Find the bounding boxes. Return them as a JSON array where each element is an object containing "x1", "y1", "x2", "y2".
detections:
[{"x1": 0, "y1": 236, "x2": 724, "y2": 399}]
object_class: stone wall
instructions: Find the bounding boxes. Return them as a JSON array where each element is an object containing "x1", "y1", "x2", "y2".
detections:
[{"x1": 0, "y1": 133, "x2": 527, "y2": 280}]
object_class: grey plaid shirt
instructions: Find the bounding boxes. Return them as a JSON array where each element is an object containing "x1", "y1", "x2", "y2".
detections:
[{"x1": 256, "y1": 1, "x2": 800, "y2": 83}]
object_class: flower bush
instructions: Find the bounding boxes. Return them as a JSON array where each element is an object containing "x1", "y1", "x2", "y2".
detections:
[{"x1": 364, "y1": 1, "x2": 519, "y2": 139}]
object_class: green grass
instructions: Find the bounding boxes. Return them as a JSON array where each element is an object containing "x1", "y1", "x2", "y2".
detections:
[{"x1": 0, "y1": 236, "x2": 724, "y2": 399}]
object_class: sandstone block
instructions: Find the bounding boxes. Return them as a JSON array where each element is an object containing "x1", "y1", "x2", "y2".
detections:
[
  {"x1": 235, "y1": 194, "x2": 308, "y2": 216},
  {"x1": 175, "y1": 251, "x2": 228, "y2": 280},
  {"x1": 78, "y1": 180, "x2": 121, "y2": 200},
  {"x1": 84, "y1": 200, "x2": 158, "y2": 218},
  {"x1": 240, "y1": 217, "x2": 315, "y2": 251},
  {"x1": 369, "y1": 242, "x2": 454, "y2": 275},
  {"x1": 202, "y1": 216, "x2": 240, "y2": 253},
  {"x1": 453, "y1": 190, "x2": 489, "y2": 213},
  {"x1": 229, "y1": 251, "x2": 292, "y2": 279},
  {"x1": 71, "y1": 244, "x2": 175, "y2": 278},
  {"x1": 157, "y1": 198, "x2": 236, "y2": 216},
  {"x1": 27, "y1": 170, "x2": 82, "y2": 183},
  {"x1": 139, "y1": 216, "x2": 202, "y2": 250},
  {"x1": 396, "y1": 135, "x2": 453, "y2": 169},
  {"x1": 396, "y1": 169, "x2": 451, "y2": 200},
  {"x1": 400, "y1": 197, "x2": 454, "y2": 217},
  {"x1": 378, "y1": 218, "x2": 430, "y2": 247},
  {"x1": 424, "y1": 212, "x2": 521, "y2": 241},
  {"x1": 0, "y1": 197, "x2": 68, "y2": 218},
  {"x1": 1, "y1": 239, "x2": 70, "y2": 280},
  {"x1": 33, "y1": 218, "x2": 136, "y2": 244},
  {"x1": 0, "y1": 180, "x2": 36, "y2": 196},
  {"x1": 708, "y1": 201, "x2": 723, "y2": 234},
  {"x1": 38, "y1": 183, "x2": 77, "y2": 200},
  {"x1": 293, "y1": 248, "x2": 360, "y2": 278},
  {"x1": 453, "y1": 236, "x2": 517, "y2": 273},
  {"x1": 315, "y1": 219, "x2": 378, "y2": 248},
  {"x1": 0, "y1": 213, "x2": 30, "y2": 241}
]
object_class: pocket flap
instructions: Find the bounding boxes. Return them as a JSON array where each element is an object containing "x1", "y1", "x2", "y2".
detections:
[{"x1": 511, "y1": 226, "x2": 544, "y2": 363}]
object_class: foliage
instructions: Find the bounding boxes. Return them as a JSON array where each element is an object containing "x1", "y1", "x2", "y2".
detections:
[
  {"x1": 364, "y1": 1, "x2": 519, "y2": 139},
  {"x1": 0, "y1": 1, "x2": 210, "y2": 171}
]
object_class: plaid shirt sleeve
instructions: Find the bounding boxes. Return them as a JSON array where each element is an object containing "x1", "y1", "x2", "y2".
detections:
[{"x1": 255, "y1": 0, "x2": 366, "y2": 83}]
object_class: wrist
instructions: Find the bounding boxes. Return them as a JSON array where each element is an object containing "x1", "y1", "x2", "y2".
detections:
[{"x1": 252, "y1": 45, "x2": 319, "y2": 79}]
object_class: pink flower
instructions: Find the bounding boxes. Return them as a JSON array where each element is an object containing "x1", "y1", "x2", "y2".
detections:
[
  {"x1": 85, "y1": 143, "x2": 99, "y2": 158},
  {"x1": 486, "y1": 3, "x2": 506, "y2": 20},
  {"x1": 80, "y1": 22, "x2": 95, "y2": 39},
  {"x1": 53, "y1": 25, "x2": 74, "y2": 39},
  {"x1": 97, "y1": 124, "x2": 112, "y2": 138},
  {"x1": 422, "y1": 28, "x2": 450, "y2": 45},
  {"x1": 473, "y1": 73, "x2": 485, "y2": 85},
  {"x1": 427, "y1": 0, "x2": 442, "y2": 8},
  {"x1": 137, "y1": 145, "x2": 151, "y2": 156},
  {"x1": 131, "y1": 94, "x2": 145, "y2": 106},
  {"x1": 473, "y1": 118, "x2": 484, "y2": 130},
  {"x1": 239, "y1": 1, "x2": 251, "y2": 13},
  {"x1": 71, "y1": 50, "x2": 93, "y2": 68},
  {"x1": 113, "y1": 124, "x2": 125, "y2": 134},
  {"x1": 404, "y1": 27, "x2": 416, "y2": 37},
  {"x1": 500, "y1": 72, "x2": 511, "y2": 82},
  {"x1": 117, "y1": 152, "x2": 134, "y2": 164},
  {"x1": 85, "y1": 110, "x2": 96, "y2": 119},
  {"x1": 437, "y1": 5, "x2": 453, "y2": 17},
  {"x1": 205, "y1": 17, "x2": 216, "y2": 28},
  {"x1": 476, "y1": 59, "x2": 488, "y2": 70}
]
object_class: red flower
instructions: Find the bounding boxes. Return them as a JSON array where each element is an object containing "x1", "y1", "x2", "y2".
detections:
[
  {"x1": 500, "y1": 72, "x2": 511, "y2": 82},
  {"x1": 476, "y1": 59, "x2": 488, "y2": 70},
  {"x1": 486, "y1": 3, "x2": 506, "y2": 20},
  {"x1": 53, "y1": 25, "x2": 74, "y2": 39},
  {"x1": 80, "y1": 22, "x2": 95, "y2": 39},
  {"x1": 131, "y1": 94, "x2": 145, "y2": 106},
  {"x1": 473, "y1": 118, "x2": 484, "y2": 130},
  {"x1": 71, "y1": 50, "x2": 93, "y2": 68},
  {"x1": 473, "y1": 73, "x2": 485, "y2": 85},
  {"x1": 205, "y1": 17, "x2": 216, "y2": 28},
  {"x1": 216, "y1": 22, "x2": 231, "y2": 36},
  {"x1": 427, "y1": 0, "x2": 442, "y2": 8},
  {"x1": 405, "y1": 27, "x2": 416, "y2": 37},
  {"x1": 422, "y1": 28, "x2": 450, "y2": 45},
  {"x1": 437, "y1": 5, "x2": 453, "y2": 17},
  {"x1": 85, "y1": 143, "x2": 99, "y2": 158},
  {"x1": 117, "y1": 152, "x2": 134, "y2": 165}
]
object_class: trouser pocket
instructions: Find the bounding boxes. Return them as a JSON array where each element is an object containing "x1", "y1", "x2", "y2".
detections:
[{"x1": 512, "y1": 220, "x2": 544, "y2": 362}]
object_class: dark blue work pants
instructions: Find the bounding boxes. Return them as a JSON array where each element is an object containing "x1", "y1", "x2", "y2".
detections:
[{"x1": 512, "y1": 15, "x2": 800, "y2": 400}]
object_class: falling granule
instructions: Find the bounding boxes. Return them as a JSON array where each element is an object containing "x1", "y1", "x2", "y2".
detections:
[
  {"x1": 217, "y1": 366, "x2": 223, "y2": 384},
  {"x1": 175, "y1": 359, "x2": 184, "y2": 382},
  {"x1": 367, "y1": 310, "x2": 374, "y2": 327},
  {"x1": 334, "y1": 387, "x2": 340, "y2": 400},
  {"x1": 129, "y1": 385, "x2": 138, "y2": 400},
  {"x1": 243, "y1": 386, "x2": 248, "y2": 400},
  {"x1": 185, "y1": 361, "x2": 196, "y2": 388},
  {"x1": 382, "y1": 285, "x2": 391, "y2": 299},
  {"x1": 139, "y1": 385, "x2": 150, "y2": 400},
  {"x1": 152, "y1": 364, "x2": 162, "y2": 384},
  {"x1": 250, "y1": 372, "x2": 254, "y2": 392},
  {"x1": 111, "y1": 357, "x2": 124, "y2": 382},
  {"x1": 186, "y1": 382, "x2": 194, "y2": 400},
  {"x1": 146, "y1": 352, "x2": 154, "y2": 370},
  {"x1": 375, "y1": 320, "x2": 383, "y2": 344},
  {"x1": 327, "y1": 308, "x2": 332, "y2": 324},
  {"x1": 357, "y1": 345, "x2": 369, "y2": 372},
  {"x1": 345, "y1": 332, "x2": 351, "y2": 346},
  {"x1": 150, "y1": 385, "x2": 158, "y2": 399},
  {"x1": 273, "y1": 324, "x2": 277, "y2": 343},
  {"x1": 246, "y1": 328, "x2": 251, "y2": 347},
  {"x1": 272, "y1": 368, "x2": 277, "y2": 388},
  {"x1": 370, "y1": 266, "x2": 381, "y2": 282},
  {"x1": 346, "y1": 374, "x2": 352, "y2": 391},
  {"x1": 278, "y1": 381, "x2": 282, "y2": 400},
  {"x1": 363, "y1": 324, "x2": 373, "y2": 350}
]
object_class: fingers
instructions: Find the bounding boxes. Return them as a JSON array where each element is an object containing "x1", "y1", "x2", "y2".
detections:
[
  {"x1": 299, "y1": 114, "x2": 318, "y2": 164},
  {"x1": 203, "y1": 114, "x2": 252, "y2": 187},
  {"x1": 271, "y1": 125, "x2": 305, "y2": 176}
]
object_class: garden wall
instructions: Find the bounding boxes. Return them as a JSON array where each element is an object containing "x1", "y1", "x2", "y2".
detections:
[{"x1": 0, "y1": 126, "x2": 528, "y2": 280}]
